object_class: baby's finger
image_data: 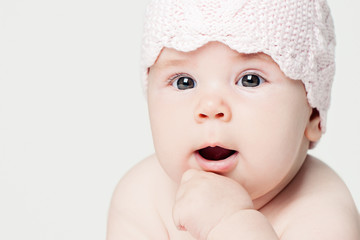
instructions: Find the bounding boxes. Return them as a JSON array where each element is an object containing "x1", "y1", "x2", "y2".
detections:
[
  {"x1": 172, "y1": 199, "x2": 187, "y2": 231},
  {"x1": 175, "y1": 169, "x2": 197, "y2": 201}
]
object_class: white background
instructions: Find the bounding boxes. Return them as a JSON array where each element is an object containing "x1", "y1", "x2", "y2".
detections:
[{"x1": 0, "y1": 0, "x2": 359, "y2": 239}]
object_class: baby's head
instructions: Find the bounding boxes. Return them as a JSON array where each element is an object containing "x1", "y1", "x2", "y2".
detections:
[
  {"x1": 141, "y1": 0, "x2": 335, "y2": 201},
  {"x1": 142, "y1": 0, "x2": 335, "y2": 130}
]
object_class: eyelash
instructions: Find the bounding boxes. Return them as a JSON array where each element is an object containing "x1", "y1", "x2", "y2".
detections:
[
  {"x1": 168, "y1": 73, "x2": 191, "y2": 83},
  {"x1": 237, "y1": 71, "x2": 267, "y2": 82}
]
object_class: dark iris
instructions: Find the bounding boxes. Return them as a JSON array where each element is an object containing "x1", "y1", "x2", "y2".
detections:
[
  {"x1": 175, "y1": 76, "x2": 196, "y2": 90},
  {"x1": 240, "y1": 74, "x2": 263, "y2": 87}
]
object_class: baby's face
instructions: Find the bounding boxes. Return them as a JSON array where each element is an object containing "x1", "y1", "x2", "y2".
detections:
[{"x1": 147, "y1": 42, "x2": 316, "y2": 202}]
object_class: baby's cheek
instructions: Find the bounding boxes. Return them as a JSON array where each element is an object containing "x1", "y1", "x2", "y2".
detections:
[
  {"x1": 158, "y1": 155, "x2": 186, "y2": 183},
  {"x1": 154, "y1": 134, "x2": 190, "y2": 183}
]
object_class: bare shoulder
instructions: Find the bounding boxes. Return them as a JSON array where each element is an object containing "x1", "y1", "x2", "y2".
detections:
[
  {"x1": 267, "y1": 155, "x2": 360, "y2": 239},
  {"x1": 106, "y1": 155, "x2": 173, "y2": 240}
]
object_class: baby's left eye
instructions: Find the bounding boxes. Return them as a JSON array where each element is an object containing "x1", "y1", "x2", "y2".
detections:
[{"x1": 237, "y1": 74, "x2": 265, "y2": 88}]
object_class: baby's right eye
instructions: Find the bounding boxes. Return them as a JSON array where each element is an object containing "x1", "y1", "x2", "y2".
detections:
[{"x1": 171, "y1": 75, "x2": 197, "y2": 90}]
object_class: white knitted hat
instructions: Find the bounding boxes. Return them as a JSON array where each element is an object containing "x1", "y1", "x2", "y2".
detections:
[{"x1": 141, "y1": 0, "x2": 336, "y2": 131}]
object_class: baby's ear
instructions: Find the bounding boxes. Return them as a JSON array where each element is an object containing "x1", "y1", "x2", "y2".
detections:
[{"x1": 305, "y1": 108, "x2": 322, "y2": 142}]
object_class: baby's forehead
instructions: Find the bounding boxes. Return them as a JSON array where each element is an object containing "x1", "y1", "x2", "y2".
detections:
[{"x1": 153, "y1": 42, "x2": 276, "y2": 69}]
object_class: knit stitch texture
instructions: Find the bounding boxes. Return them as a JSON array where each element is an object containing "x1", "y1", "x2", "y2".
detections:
[{"x1": 141, "y1": 0, "x2": 336, "y2": 131}]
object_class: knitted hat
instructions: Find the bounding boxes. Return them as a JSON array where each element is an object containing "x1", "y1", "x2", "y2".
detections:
[{"x1": 141, "y1": 0, "x2": 336, "y2": 132}]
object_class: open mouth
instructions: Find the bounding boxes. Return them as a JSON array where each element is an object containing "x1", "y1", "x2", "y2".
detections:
[{"x1": 198, "y1": 146, "x2": 237, "y2": 161}]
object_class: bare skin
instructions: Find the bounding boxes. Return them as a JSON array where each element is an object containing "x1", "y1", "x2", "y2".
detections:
[
  {"x1": 106, "y1": 42, "x2": 360, "y2": 239},
  {"x1": 107, "y1": 155, "x2": 359, "y2": 239}
]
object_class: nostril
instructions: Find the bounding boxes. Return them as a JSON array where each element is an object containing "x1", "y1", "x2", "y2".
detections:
[
  {"x1": 215, "y1": 113, "x2": 224, "y2": 118},
  {"x1": 199, "y1": 113, "x2": 208, "y2": 119}
]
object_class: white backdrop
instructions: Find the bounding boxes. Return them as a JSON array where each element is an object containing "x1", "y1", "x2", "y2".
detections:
[{"x1": 0, "y1": 0, "x2": 359, "y2": 239}]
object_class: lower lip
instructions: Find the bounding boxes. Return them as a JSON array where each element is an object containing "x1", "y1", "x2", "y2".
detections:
[{"x1": 195, "y1": 151, "x2": 238, "y2": 173}]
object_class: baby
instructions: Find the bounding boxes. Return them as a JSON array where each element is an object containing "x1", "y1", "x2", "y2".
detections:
[{"x1": 107, "y1": 0, "x2": 360, "y2": 239}]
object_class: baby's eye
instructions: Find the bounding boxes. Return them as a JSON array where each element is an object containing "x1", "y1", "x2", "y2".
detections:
[
  {"x1": 237, "y1": 74, "x2": 265, "y2": 88},
  {"x1": 171, "y1": 75, "x2": 197, "y2": 90}
]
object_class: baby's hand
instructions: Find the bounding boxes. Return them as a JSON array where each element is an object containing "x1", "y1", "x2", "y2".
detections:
[{"x1": 173, "y1": 169, "x2": 254, "y2": 240}]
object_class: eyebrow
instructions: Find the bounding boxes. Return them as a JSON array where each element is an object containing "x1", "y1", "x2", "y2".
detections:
[
  {"x1": 240, "y1": 52, "x2": 272, "y2": 61},
  {"x1": 151, "y1": 58, "x2": 192, "y2": 70}
]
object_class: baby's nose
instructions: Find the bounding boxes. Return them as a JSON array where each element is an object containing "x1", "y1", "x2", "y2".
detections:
[{"x1": 194, "y1": 95, "x2": 231, "y2": 123}]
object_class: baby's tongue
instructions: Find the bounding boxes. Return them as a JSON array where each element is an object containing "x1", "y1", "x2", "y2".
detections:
[{"x1": 198, "y1": 146, "x2": 236, "y2": 161}]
